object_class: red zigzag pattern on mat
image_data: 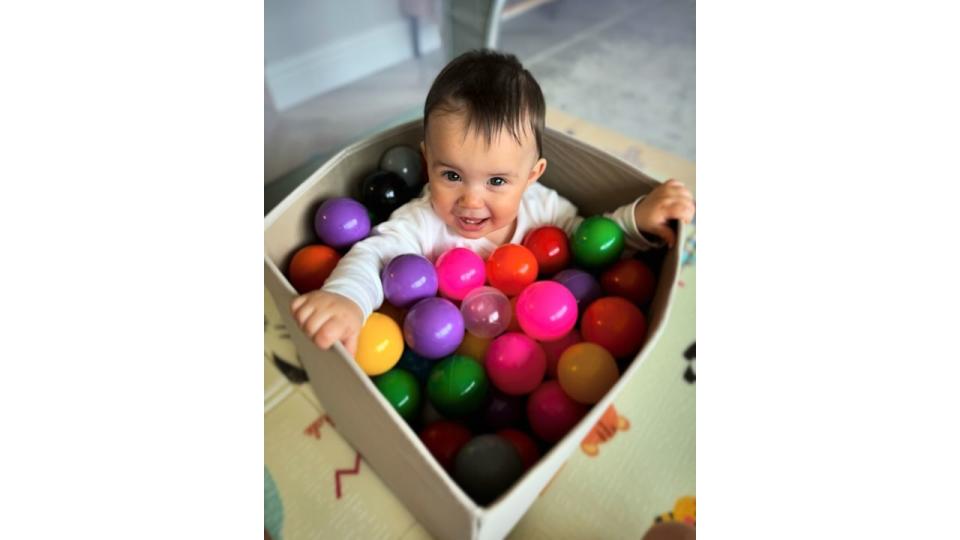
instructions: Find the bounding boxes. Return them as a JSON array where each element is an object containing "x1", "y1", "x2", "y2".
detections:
[{"x1": 335, "y1": 452, "x2": 362, "y2": 499}]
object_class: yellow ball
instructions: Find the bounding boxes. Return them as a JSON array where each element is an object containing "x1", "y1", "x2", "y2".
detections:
[
  {"x1": 456, "y1": 331, "x2": 492, "y2": 362},
  {"x1": 356, "y1": 313, "x2": 404, "y2": 376},
  {"x1": 557, "y1": 342, "x2": 619, "y2": 404}
]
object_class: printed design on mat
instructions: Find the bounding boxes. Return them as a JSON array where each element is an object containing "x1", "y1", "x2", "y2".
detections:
[
  {"x1": 265, "y1": 313, "x2": 308, "y2": 384},
  {"x1": 683, "y1": 343, "x2": 695, "y2": 384},
  {"x1": 581, "y1": 405, "x2": 630, "y2": 457},
  {"x1": 655, "y1": 496, "x2": 696, "y2": 527},
  {"x1": 335, "y1": 452, "x2": 363, "y2": 499},
  {"x1": 264, "y1": 467, "x2": 284, "y2": 540},
  {"x1": 304, "y1": 414, "x2": 336, "y2": 439}
]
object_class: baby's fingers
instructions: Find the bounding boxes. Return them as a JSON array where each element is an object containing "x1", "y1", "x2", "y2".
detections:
[
  {"x1": 342, "y1": 331, "x2": 359, "y2": 358},
  {"x1": 664, "y1": 200, "x2": 696, "y2": 223},
  {"x1": 314, "y1": 317, "x2": 350, "y2": 350}
]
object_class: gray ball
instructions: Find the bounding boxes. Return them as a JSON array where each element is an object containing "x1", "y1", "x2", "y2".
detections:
[
  {"x1": 380, "y1": 145, "x2": 423, "y2": 189},
  {"x1": 453, "y1": 434, "x2": 524, "y2": 505}
]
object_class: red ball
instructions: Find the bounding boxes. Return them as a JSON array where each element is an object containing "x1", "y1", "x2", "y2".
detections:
[
  {"x1": 288, "y1": 245, "x2": 341, "y2": 294},
  {"x1": 522, "y1": 226, "x2": 571, "y2": 276},
  {"x1": 486, "y1": 244, "x2": 538, "y2": 296},
  {"x1": 600, "y1": 259, "x2": 656, "y2": 306},
  {"x1": 581, "y1": 297, "x2": 648, "y2": 358},
  {"x1": 527, "y1": 381, "x2": 588, "y2": 443},
  {"x1": 497, "y1": 428, "x2": 541, "y2": 471},
  {"x1": 419, "y1": 420, "x2": 472, "y2": 472}
]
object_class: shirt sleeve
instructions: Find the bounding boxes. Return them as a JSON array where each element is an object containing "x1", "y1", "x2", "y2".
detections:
[
  {"x1": 535, "y1": 184, "x2": 665, "y2": 251},
  {"x1": 320, "y1": 202, "x2": 430, "y2": 321}
]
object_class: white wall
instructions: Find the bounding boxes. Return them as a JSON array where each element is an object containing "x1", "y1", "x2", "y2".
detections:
[{"x1": 265, "y1": 0, "x2": 441, "y2": 111}]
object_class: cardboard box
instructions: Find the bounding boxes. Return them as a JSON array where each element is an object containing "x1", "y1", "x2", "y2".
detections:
[{"x1": 264, "y1": 119, "x2": 682, "y2": 540}]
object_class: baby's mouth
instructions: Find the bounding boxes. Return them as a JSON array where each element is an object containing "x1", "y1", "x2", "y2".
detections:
[{"x1": 456, "y1": 215, "x2": 490, "y2": 231}]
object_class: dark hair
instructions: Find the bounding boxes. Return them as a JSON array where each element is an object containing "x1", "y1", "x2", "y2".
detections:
[{"x1": 424, "y1": 49, "x2": 546, "y2": 158}]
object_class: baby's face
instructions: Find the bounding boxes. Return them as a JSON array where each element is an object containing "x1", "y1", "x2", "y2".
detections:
[{"x1": 422, "y1": 110, "x2": 546, "y2": 244}]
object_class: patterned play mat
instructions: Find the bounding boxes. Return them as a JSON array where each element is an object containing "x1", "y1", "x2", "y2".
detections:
[{"x1": 264, "y1": 111, "x2": 696, "y2": 539}]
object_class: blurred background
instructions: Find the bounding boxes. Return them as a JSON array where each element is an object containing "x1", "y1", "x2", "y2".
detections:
[{"x1": 265, "y1": 0, "x2": 694, "y2": 209}]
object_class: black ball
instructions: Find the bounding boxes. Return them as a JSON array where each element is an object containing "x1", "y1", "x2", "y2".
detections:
[{"x1": 361, "y1": 170, "x2": 411, "y2": 222}]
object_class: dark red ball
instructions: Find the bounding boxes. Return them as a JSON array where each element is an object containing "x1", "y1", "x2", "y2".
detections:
[
  {"x1": 497, "y1": 428, "x2": 541, "y2": 471},
  {"x1": 600, "y1": 259, "x2": 656, "y2": 306},
  {"x1": 522, "y1": 226, "x2": 571, "y2": 276},
  {"x1": 419, "y1": 420, "x2": 472, "y2": 472}
]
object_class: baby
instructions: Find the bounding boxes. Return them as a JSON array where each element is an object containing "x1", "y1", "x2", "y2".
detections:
[{"x1": 292, "y1": 49, "x2": 694, "y2": 355}]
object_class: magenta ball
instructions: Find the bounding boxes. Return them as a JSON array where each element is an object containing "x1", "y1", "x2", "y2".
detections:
[
  {"x1": 515, "y1": 281, "x2": 578, "y2": 341},
  {"x1": 527, "y1": 380, "x2": 588, "y2": 442},
  {"x1": 435, "y1": 247, "x2": 486, "y2": 300},
  {"x1": 460, "y1": 286, "x2": 512, "y2": 339},
  {"x1": 540, "y1": 328, "x2": 582, "y2": 379},
  {"x1": 403, "y1": 297, "x2": 465, "y2": 359},
  {"x1": 485, "y1": 332, "x2": 546, "y2": 395},
  {"x1": 381, "y1": 254, "x2": 438, "y2": 308}
]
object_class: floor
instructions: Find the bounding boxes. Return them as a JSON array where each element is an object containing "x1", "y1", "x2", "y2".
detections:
[{"x1": 264, "y1": 0, "x2": 695, "y2": 210}]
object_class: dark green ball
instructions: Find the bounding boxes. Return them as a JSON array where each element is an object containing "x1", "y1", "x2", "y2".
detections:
[
  {"x1": 373, "y1": 368, "x2": 421, "y2": 422},
  {"x1": 427, "y1": 355, "x2": 488, "y2": 417},
  {"x1": 571, "y1": 216, "x2": 625, "y2": 269}
]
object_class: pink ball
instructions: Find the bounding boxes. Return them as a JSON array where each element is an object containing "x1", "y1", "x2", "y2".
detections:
[
  {"x1": 540, "y1": 328, "x2": 582, "y2": 379},
  {"x1": 485, "y1": 332, "x2": 546, "y2": 395},
  {"x1": 461, "y1": 286, "x2": 512, "y2": 339},
  {"x1": 435, "y1": 247, "x2": 486, "y2": 301},
  {"x1": 515, "y1": 281, "x2": 578, "y2": 341},
  {"x1": 527, "y1": 381, "x2": 588, "y2": 442}
]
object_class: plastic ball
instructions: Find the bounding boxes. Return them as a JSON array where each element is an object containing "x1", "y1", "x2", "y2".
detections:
[
  {"x1": 557, "y1": 342, "x2": 620, "y2": 404},
  {"x1": 314, "y1": 197, "x2": 371, "y2": 249},
  {"x1": 485, "y1": 244, "x2": 539, "y2": 296},
  {"x1": 485, "y1": 332, "x2": 547, "y2": 395},
  {"x1": 571, "y1": 216, "x2": 625, "y2": 269},
  {"x1": 419, "y1": 420, "x2": 472, "y2": 472},
  {"x1": 497, "y1": 428, "x2": 541, "y2": 471},
  {"x1": 581, "y1": 297, "x2": 648, "y2": 358},
  {"x1": 481, "y1": 390, "x2": 527, "y2": 431},
  {"x1": 600, "y1": 259, "x2": 656, "y2": 306},
  {"x1": 435, "y1": 247, "x2": 486, "y2": 300},
  {"x1": 396, "y1": 347, "x2": 434, "y2": 383},
  {"x1": 460, "y1": 286, "x2": 512, "y2": 339},
  {"x1": 552, "y1": 269, "x2": 603, "y2": 313},
  {"x1": 455, "y1": 332, "x2": 492, "y2": 362},
  {"x1": 382, "y1": 254, "x2": 439, "y2": 308},
  {"x1": 454, "y1": 434, "x2": 524, "y2": 505},
  {"x1": 540, "y1": 328, "x2": 582, "y2": 379},
  {"x1": 361, "y1": 170, "x2": 411, "y2": 222},
  {"x1": 288, "y1": 244, "x2": 341, "y2": 294},
  {"x1": 379, "y1": 145, "x2": 424, "y2": 190},
  {"x1": 403, "y1": 297, "x2": 465, "y2": 359},
  {"x1": 373, "y1": 368, "x2": 421, "y2": 421},
  {"x1": 526, "y1": 381, "x2": 588, "y2": 443},
  {"x1": 522, "y1": 226, "x2": 571, "y2": 276},
  {"x1": 515, "y1": 281, "x2": 578, "y2": 341},
  {"x1": 427, "y1": 354, "x2": 488, "y2": 417},
  {"x1": 355, "y1": 313, "x2": 404, "y2": 376}
]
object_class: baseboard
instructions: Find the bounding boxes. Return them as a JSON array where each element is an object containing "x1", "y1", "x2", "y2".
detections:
[{"x1": 266, "y1": 19, "x2": 441, "y2": 111}]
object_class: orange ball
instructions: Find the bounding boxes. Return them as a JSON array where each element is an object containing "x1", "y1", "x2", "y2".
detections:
[
  {"x1": 456, "y1": 331, "x2": 492, "y2": 361},
  {"x1": 356, "y1": 313, "x2": 404, "y2": 375},
  {"x1": 288, "y1": 245, "x2": 341, "y2": 294},
  {"x1": 600, "y1": 259, "x2": 656, "y2": 306},
  {"x1": 557, "y1": 342, "x2": 619, "y2": 404},
  {"x1": 581, "y1": 297, "x2": 647, "y2": 358},
  {"x1": 486, "y1": 244, "x2": 538, "y2": 296}
]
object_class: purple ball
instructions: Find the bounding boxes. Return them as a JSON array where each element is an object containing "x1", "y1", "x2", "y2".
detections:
[
  {"x1": 314, "y1": 197, "x2": 371, "y2": 249},
  {"x1": 552, "y1": 269, "x2": 602, "y2": 311},
  {"x1": 482, "y1": 390, "x2": 526, "y2": 431},
  {"x1": 404, "y1": 297, "x2": 465, "y2": 359},
  {"x1": 381, "y1": 254, "x2": 439, "y2": 308}
]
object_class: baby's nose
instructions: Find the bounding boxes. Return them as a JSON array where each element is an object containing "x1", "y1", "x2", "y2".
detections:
[{"x1": 459, "y1": 191, "x2": 484, "y2": 209}]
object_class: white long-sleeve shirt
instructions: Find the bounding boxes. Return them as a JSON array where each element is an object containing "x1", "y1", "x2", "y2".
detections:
[{"x1": 321, "y1": 182, "x2": 662, "y2": 321}]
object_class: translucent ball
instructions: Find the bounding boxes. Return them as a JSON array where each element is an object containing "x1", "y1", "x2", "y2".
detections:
[{"x1": 460, "y1": 286, "x2": 512, "y2": 339}]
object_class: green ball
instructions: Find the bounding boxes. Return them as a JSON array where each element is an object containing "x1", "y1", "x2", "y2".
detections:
[
  {"x1": 373, "y1": 368, "x2": 421, "y2": 422},
  {"x1": 571, "y1": 216, "x2": 625, "y2": 269},
  {"x1": 427, "y1": 355, "x2": 488, "y2": 417}
]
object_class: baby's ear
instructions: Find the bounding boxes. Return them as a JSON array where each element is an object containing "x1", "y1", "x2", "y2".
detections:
[
  {"x1": 528, "y1": 158, "x2": 547, "y2": 185},
  {"x1": 420, "y1": 141, "x2": 426, "y2": 158}
]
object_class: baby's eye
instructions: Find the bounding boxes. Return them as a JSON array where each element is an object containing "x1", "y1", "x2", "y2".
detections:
[
  {"x1": 442, "y1": 171, "x2": 461, "y2": 182},
  {"x1": 488, "y1": 177, "x2": 507, "y2": 186}
]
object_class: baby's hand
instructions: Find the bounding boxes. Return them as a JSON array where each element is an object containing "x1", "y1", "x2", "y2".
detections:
[
  {"x1": 634, "y1": 179, "x2": 695, "y2": 247},
  {"x1": 290, "y1": 290, "x2": 364, "y2": 356}
]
